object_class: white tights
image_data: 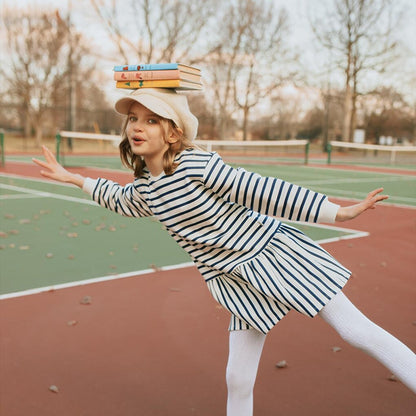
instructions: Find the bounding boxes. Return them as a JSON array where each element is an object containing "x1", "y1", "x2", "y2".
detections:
[{"x1": 226, "y1": 291, "x2": 416, "y2": 416}]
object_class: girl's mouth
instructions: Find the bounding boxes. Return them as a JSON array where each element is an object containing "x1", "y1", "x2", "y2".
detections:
[{"x1": 131, "y1": 137, "x2": 145, "y2": 145}]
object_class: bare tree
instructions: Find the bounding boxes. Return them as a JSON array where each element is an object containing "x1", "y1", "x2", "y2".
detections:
[
  {"x1": 310, "y1": 0, "x2": 403, "y2": 142},
  {"x1": 1, "y1": 8, "x2": 68, "y2": 144},
  {"x1": 205, "y1": 0, "x2": 294, "y2": 140},
  {"x1": 90, "y1": 0, "x2": 219, "y2": 64},
  {"x1": 0, "y1": 7, "x2": 95, "y2": 144}
]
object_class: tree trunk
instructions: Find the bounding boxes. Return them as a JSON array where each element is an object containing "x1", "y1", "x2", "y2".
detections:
[{"x1": 342, "y1": 84, "x2": 352, "y2": 141}]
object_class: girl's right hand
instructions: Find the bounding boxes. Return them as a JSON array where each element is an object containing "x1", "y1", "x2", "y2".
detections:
[{"x1": 32, "y1": 146, "x2": 85, "y2": 188}]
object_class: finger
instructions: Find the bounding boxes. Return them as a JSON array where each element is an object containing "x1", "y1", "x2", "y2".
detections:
[
  {"x1": 42, "y1": 146, "x2": 57, "y2": 164},
  {"x1": 32, "y1": 158, "x2": 50, "y2": 169},
  {"x1": 367, "y1": 188, "x2": 384, "y2": 198}
]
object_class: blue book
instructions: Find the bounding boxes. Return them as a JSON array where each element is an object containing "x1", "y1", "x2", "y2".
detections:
[{"x1": 113, "y1": 63, "x2": 200, "y2": 74}]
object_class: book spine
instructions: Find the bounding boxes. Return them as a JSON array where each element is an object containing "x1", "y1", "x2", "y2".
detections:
[
  {"x1": 113, "y1": 63, "x2": 178, "y2": 71},
  {"x1": 113, "y1": 70, "x2": 181, "y2": 81},
  {"x1": 116, "y1": 80, "x2": 181, "y2": 89}
]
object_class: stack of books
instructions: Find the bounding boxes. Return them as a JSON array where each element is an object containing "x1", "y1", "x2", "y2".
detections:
[{"x1": 113, "y1": 63, "x2": 202, "y2": 90}]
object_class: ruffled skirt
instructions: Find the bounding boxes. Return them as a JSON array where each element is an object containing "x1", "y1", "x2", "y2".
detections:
[{"x1": 207, "y1": 223, "x2": 351, "y2": 334}]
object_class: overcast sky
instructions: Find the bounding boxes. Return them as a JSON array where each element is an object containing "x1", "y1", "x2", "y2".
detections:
[{"x1": 3, "y1": 0, "x2": 416, "y2": 102}]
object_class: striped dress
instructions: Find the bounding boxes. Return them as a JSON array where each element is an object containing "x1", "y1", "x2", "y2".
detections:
[{"x1": 83, "y1": 149, "x2": 351, "y2": 334}]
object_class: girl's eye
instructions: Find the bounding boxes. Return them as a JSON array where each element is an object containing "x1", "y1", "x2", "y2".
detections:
[
  {"x1": 148, "y1": 118, "x2": 158, "y2": 124},
  {"x1": 128, "y1": 116, "x2": 137, "y2": 122}
]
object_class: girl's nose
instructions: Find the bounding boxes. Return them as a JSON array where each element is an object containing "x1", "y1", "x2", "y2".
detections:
[{"x1": 133, "y1": 120, "x2": 144, "y2": 131}]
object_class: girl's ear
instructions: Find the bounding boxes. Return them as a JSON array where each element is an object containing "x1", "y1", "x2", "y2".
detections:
[{"x1": 167, "y1": 127, "x2": 183, "y2": 144}]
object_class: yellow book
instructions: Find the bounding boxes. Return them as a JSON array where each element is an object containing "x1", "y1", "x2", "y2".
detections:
[{"x1": 116, "y1": 79, "x2": 202, "y2": 90}]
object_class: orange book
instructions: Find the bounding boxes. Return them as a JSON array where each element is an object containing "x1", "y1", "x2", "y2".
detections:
[
  {"x1": 113, "y1": 69, "x2": 201, "y2": 83},
  {"x1": 116, "y1": 79, "x2": 203, "y2": 90}
]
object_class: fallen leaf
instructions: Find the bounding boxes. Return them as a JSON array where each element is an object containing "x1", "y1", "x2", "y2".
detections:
[
  {"x1": 46, "y1": 253, "x2": 54, "y2": 259},
  {"x1": 68, "y1": 255, "x2": 75, "y2": 260},
  {"x1": 19, "y1": 245, "x2": 30, "y2": 250},
  {"x1": 67, "y1": 232, "x2": 78, "y2": 238},
  {"x1": 49, "y1": 385, "x2": 59, "y2": 393},
  {"x1": 80, "y1": 296, "x2": 92, "y2": 305},
  {"x1": 4, "y1": 214, "x2": 15, "y2": 219},
  {"x1": 19, "y1": 219, "x2": 31, "y2": 224},
  {"x1": 276, "y1": 360, "x2": 287, "y2": 368},
  {"x1": 332, "y1": 346, "x2": 342, "y2": 353},
  {"x1": 0, "y1": 232, "x2": 7, "y2": 238}
]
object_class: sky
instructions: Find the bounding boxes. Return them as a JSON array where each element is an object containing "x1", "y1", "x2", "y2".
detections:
[{"x1": 3, "y1": 0, "x2": 416, "y2": 103}]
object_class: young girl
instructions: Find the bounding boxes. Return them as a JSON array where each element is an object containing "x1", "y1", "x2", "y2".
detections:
[{"x1": 33, "y1": 88, "x2": 416, "y2": 414}]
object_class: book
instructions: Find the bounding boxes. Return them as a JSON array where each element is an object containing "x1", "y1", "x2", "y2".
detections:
[
  {"x1": 116, "y1": 79, "x2": 203, "y2": 90},
  {"x1": 113, "y1": 69, "x2": 201, "y2": 83},
  {"x1": 113, "y1": 63, "x2": 201, "y2": 75}
]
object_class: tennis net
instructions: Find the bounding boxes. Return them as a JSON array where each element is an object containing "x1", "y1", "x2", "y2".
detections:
[{"x1": 55, "y1": 131, "x2": 311, "y2": 169}]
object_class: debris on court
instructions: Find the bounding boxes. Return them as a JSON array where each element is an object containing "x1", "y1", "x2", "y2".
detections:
[
  {"x1": 46, "y1": 253, "x2": 54, "y2": 258},
  {"x1": 67, "y1": 232, "x2": 78, "y2": 238},
  {"x1": 19, "y1": 245, "x2": 30, "y2": 250},
  {"x1": 80, "y1": 295, "x2": 92, "y2": 305},
  {"x1": 276, "y1": 360, "x2": 288, "y2": 368},
  {"x1": 388, "y1": 374, "x2": 398, "y2": 382},
  {"x1": 49, "y1": 385, "x2": 59, "y2": 393},
  {"x1": 67, "y1": 320, "x2": 78, "y2": 326},
  {"x1": 332, "y1": 346, "x2": 342, "y2": 352}
]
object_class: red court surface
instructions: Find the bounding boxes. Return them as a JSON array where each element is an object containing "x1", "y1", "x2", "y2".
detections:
[{"x1": 1, "y1": 162, "x2": 415, "y2": 415}]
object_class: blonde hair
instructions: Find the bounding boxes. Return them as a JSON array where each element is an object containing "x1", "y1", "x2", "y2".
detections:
[{"x1": 119, "y1": 115, "x2": 195, "y2": 178}]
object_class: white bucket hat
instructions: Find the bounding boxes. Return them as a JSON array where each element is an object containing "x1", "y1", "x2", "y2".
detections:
[{"x1": 114, "y1": 88, "x2": 198, "y2": 140}]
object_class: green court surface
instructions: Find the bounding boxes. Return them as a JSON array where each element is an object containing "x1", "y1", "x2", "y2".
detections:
[{"x1": 1, "y1": 164, "x2": 415, "y2": 296}]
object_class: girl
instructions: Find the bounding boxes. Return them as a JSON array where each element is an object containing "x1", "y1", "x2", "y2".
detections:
[{"x1": 33, "y1": 88, "x2": 416, "y2": 414}]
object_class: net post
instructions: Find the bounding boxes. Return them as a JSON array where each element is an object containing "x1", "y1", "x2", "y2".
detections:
[
  {"x1": 55, "y1": 131, "x2": 62, "y2": 164},
  {"x1": 326, "y1": 142, "x2": 332, "y2": 164},
  {"x1": 0, "y1": 129, "x2": 4, "y2": 166},
  {"x1": 304, "y1": 141, "x2": 309, "y2": 165}
]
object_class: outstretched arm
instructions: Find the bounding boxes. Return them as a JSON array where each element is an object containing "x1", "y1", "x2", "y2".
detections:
[
  {"x1": 335, "y1": 188, "x2": 388, "y2": 222},
  {"x1": 32, "y1": 146, "x2": 85, "y2": 188}
]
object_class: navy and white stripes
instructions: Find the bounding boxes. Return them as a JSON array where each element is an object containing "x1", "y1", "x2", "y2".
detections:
[{"x1": 84, "y1": 149, "x2": 349, "y2": 333}]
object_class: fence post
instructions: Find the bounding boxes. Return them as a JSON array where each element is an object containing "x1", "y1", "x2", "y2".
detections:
[
  {"x1": 55, "y1": 132, "x2": 62, "y2": 164},
  {"x1": 0, "y1": 129, "x2": 4, "y2": 166},
  {"x1": 326, "y1": 142, "x2": 332, "y2": 164},
  {"x1": 304, "y1": 141, "x2": 309, "y2": 165}
]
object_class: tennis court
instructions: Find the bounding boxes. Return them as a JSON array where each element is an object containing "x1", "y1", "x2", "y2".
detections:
[{"x1": 1, "y1": 155, "x2": 415, "y2": 415}]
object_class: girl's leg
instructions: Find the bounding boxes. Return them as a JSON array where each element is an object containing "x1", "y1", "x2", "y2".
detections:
[
  {"x1": 319, "y1": 291, "x2": 416, "y2": 392},
  {"x1": 226, "y1": 328, "x2": 267, "y2": 416}
]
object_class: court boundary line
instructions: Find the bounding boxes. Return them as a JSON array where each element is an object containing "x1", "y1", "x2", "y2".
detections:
[
  {"x1": 0, "y1": 228, "x2": 369, "y2": 300},
  {"x1": 0, "y1": 262, "x2": 196, "y2": 300},
  {"x1": 0, "y1": 173, "x2": 406, "y2": 300}
]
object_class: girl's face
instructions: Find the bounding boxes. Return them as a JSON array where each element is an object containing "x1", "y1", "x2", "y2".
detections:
[{"x1": 125, "y1": 102, "x2": 175, "y2": 173}]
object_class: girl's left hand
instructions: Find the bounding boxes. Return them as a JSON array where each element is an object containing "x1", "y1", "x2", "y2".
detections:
[{"x1": 335, "y1": 188, "x2": 388, "y2": 222}]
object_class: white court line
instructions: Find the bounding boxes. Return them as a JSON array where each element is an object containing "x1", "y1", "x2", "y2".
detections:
[
  {"x1": 0, "y1": 174, "x2": 402, "y2": 299},
  {"x1": 0, "y1": 183, "x2": 97, "y2": 206},
  {"x1": 0, "y1": 228, "x2": 367, "y2": 300},
  {"x1": 0, "y1": 194, "x2": 41, "y2": 200},
  {"x1": 0, "y1": 262, "x2": 196, "y2": 300}
]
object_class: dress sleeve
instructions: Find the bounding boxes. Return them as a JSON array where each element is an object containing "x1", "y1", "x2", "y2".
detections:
[
  {"x1": 202, "y1": 153, "x2": 339, "y2": 223},
  {"x1": 83, "y1": 177, "x2": 152, "y2": 218}
]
